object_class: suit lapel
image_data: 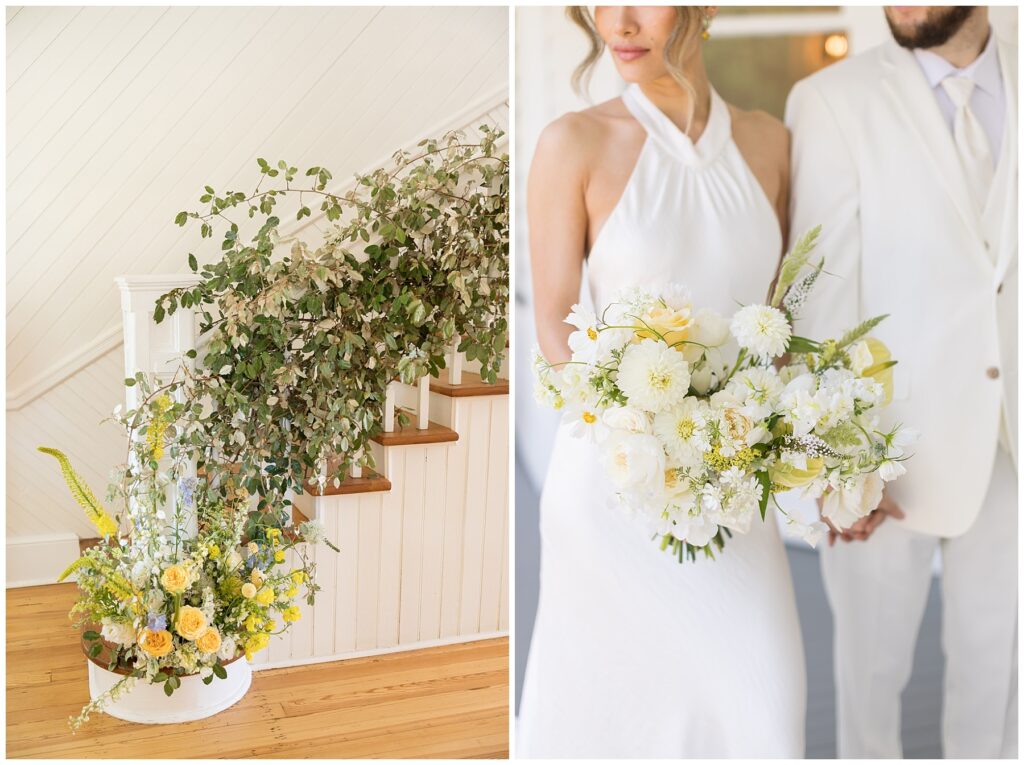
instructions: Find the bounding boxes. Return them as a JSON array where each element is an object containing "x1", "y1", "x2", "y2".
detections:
[
  {"x1": 991, "y1": 37, "x2": 1017, "y2": 286},
  {"x1": 880, "y1": 41, "x2": 988, "y2": 257}
]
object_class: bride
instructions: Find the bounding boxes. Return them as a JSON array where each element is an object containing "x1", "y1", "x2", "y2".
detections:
[{"x1": 518, "y1": 6, "x2": 805, "y2": 758}]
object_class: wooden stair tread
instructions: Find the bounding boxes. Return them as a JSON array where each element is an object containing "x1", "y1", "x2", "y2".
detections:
[
  {"x1": 305, "y1": 468, "x2": 392, "y2": 497},
  {"x1": 372, "y1": 420, "x2": 458, "y2": 446},
  {"x1": 430, "y1": 370, "x2": 508, "y2": 397}
]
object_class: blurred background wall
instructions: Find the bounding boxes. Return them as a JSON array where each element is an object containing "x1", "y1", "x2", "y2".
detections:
[{"x1": 514, "y1": 6, "x2": 1017, "y2": 757}]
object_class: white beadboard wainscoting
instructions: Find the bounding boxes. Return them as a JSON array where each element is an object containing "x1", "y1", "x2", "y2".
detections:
[{"x1": 6, "y1": 6, "x2": 508, "y2": 579}]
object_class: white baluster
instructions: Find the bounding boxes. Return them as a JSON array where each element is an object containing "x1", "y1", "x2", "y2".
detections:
[
  {"x1": 417, "y1": 376, "x2": 430, "y2": 430},
  {"x1": 384, "y1": 381, "x2": 396, "y2": 433},
  {"x1": 449, "y1": 334, "x2": 463, "y2": 385}
]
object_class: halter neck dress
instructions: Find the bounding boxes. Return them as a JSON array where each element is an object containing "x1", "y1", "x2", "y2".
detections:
[{"x1": 517, "y1": 85, "x2": 806, "y2": 758}]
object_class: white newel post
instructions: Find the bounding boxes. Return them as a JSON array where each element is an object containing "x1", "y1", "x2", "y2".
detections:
[{"x1": 103, "y1": 274, "x2": 252, "y2": 724}]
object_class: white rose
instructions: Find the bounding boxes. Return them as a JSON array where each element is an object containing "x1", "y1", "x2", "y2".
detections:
[
  {"x1": 217, "y1": 636, "x2": 237, "y2": 662},
  {"x1": 822, "y1": 472, "x2": 884, "y2": 529},
  {"x1": 602, "y1": 432, "x2": 665, "y2": 492},
  {"x1": 602, "y1": 405, "x2": 649, "y2": 434},
  {"x1": 100, "y1": 619, "x2": 137, "y2": 646}
]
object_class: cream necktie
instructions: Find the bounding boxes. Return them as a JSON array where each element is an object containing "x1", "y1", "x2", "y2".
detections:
[{"x1": 941, "y1": 75, "x2": 995, "y2": 214}]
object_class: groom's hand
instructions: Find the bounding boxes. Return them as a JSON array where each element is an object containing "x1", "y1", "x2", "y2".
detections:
[{"x1": 818, "y1": 493, "x2": 906, "y2": 546}]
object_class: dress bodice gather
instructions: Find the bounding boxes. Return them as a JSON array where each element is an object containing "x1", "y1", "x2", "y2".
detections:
[{"x1": 517, "y1": 85, "x2": 805, "y2": 758}]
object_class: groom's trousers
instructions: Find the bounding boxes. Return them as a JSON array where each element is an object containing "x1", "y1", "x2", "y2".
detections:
[{"x1": 820, "y1": 445, "x2": 1017, "y2": 759}]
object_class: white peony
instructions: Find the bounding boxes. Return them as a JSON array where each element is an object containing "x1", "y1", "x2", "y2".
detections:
[
  {"x1": 100, "y1": 619, "x2": 136, "y2": 646},
  {"x1": 822, "y1": 472, "x2": 884, "y2": 529},
  {"x1": 602, "y1": 432, "x2": 665, "y2": 493},
  {"x1": 730, "y1": 304, "x2": 792, "y2": 360},
  {"x1": 616, "y1": 340, "x2": 691, "y2": 413},
  {"x1": 653, "y1": 398, "x2": 710, "y2": 467},
  {"x1": 602, "y1": 405, "x2": 650, "y2": 434}
]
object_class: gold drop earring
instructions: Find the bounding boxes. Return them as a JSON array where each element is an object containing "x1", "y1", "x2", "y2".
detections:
[{"x1": 701, "y1": 13, "x2": 712, "y2": 41}]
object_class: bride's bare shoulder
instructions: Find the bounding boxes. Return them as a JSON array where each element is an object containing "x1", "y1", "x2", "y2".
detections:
[
  {"x1": 729, "y1": 104, "x2": 790, "y2": 166},
  {"x1": 533, "y1": 97, "x2": 636, "y2": 171}
]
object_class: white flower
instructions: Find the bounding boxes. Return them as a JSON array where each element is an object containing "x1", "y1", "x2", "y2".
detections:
[
  {"x1": 849, "y1": 341, "x2": 874, "y2": 376},
  {"x1": 558, "y1": 364, "x2": 598, "y2": 409},
  {"x1": 785, "y1": 519, "x2": 829, "y2": 548},
  {"x1": 299, "y1": 519, "x2": 326, "y2": 544},
  {"x1": 217, "y1": 636, "x2": 237, "y2": 662},
  {"x1": 653, "y1": 398, "x2": 710, "y2": 467},
  {"x1": 100, "y1": 619, "x2": 136, "y2": 646},
  {"x1": 602, "y1": 405, "x2": 650, "y2": 434},
  {"x1": 878, "y1": 459, "x2": 907, "y2": 482},
  {"x1": 226, "y1": 549, "x2": 243, "y2": 570},
  {"x1": 672, "y1": 509, "x2": 719, "y2": 547},
  {"x1": 199, "y1": 666, "x2": 214, "y2": 679},
  {"x1": 730, "y1": 305, "x2": 792, "y2": 360},
  {"x1": 822, "y1": 472, "x2": 884, "y2": 529},
  {"x1": 727, "y1": 367, "x2": 783, "y2": 420},
  {"x1": 565, "y1": 406, "x2": 608, "y2": 442},
  {"x1": 616, "y1": 340, "x2": 691, "y2": 413},
  {"x1": 601, "y1": 432, "x2": 665, "y2": 493},
  {"x1": 565, "y1": 304, "x2": 601, "y2": 363},
  {"x1": 779, "y1": 375, "x2": 826, "y2": 437}
]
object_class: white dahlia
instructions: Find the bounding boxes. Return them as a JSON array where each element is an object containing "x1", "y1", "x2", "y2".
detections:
[
  {"x1": 730, "y1": 304, "x2": 792, "y2": 360},
  {"x1": 616, "y1": 340, "x2": 691, "y2": 413},
  {"x1": 653, "y1": 398, "x2": 710, "y2": 467}
]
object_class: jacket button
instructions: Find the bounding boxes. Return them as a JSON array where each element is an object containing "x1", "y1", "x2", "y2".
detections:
[{"x1": 987, "y1": 366, "x2": 1000, "y2": 379}]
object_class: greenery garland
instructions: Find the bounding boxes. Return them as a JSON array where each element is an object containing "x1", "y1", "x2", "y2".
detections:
[{"x1": 155, "y1": 126, "x2": 508, "y2": 518}]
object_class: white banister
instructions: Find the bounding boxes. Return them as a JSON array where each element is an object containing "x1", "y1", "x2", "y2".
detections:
[
  {"x1": 417, "y1": 376, "x2": 430, "y2": 430},
  {"x1": 449, "y1": 334, "x2": 463, "y2": 385},
  {"x1": 384, "y1": 381, "x2": 396, "y2": 433}
]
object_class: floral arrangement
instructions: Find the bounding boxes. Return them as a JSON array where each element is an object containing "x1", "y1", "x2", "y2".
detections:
[
  {"x1": 533, "y1": 227, "x2": 914, "y2": 561},
  {"x1": 42, "y1": 374, "x2": 337, "y2": 731}
]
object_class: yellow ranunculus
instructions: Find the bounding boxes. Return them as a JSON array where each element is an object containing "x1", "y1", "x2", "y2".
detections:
[
  {"x1": 241, "y1": 582, "x2": 257, "y2": 599},
  {"x1": 282, "y1": 605, "x2": 301, "y2": 623},
  {"x1": 769, "y1": 457, "x2": 825, "y2": 489},
  {"x1": 175, "y1": 606, "x2": 208, "y2": 641},
  {"x1": 636, "y1": 304, "x2": 693, "y2": 348},
  {"x1": 160, "y1": 564, "x2": 189, "y2": 594},
  {"x1": 196, "y1": 626, "x2": 222, "y2": 654},
  {"x1": 273, "y1": 550, "x2": 285, "y2": 563},
  {"x1": 255, "y1": 587, "x2": 275, "y2": 606},
  {"x1": 861, "y1": 338, "x2": 894, "y2": 405},
  {"x1": 139, "y1": 628, "x2": 173, "y2": 658}
]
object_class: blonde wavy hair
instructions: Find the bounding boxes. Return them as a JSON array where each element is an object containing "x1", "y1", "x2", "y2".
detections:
[{"x1": 566, "y1": 6, "x2": 706, "y2": 131}]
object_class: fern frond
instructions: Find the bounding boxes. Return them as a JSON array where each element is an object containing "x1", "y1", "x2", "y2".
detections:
[
  {"x1": 837, "y1": 314, "x2": 889, "y2": 349},
  {"x1": 37, "y1": 447, "x2": 119, "y2": 537}
]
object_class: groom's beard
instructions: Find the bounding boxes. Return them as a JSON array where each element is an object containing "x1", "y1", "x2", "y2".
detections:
[{"x1": 886, "y1": 6, "x2": 975, "y2": 49}]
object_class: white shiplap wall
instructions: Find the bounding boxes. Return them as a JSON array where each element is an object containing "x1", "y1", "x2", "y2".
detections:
[{"x1": 6, "y1": 6, "x2": 508, "y2": 557}]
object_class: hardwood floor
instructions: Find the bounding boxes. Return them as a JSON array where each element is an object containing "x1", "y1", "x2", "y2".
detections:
[{"x1": 7, "y1": 584, "x2": 509, "y2": 758}]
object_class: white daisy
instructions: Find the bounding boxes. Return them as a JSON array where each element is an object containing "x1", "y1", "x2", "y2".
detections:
[{"x1": 653, "y1": 398, "x2": 710, "y2": 466}]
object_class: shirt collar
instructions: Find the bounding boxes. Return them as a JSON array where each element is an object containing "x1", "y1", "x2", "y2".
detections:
[{"x1": 913, "y1": 26, "x2": 1002, "y2": 97}]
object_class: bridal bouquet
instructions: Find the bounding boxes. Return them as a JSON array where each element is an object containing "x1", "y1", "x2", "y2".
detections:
[
  {"x1": 534, "y1": 227, "x2": 913, "y2": 562},
  {"x1": 42, "y1": 374, "x2": 337, "y2": 730}
]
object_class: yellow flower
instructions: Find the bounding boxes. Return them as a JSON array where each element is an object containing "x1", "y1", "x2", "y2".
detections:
[
  {"x1": 636, "y1": 304, "x2": 693, "y2": 348},
  {"x1": 250, "y1": 569, "x2": 264, "y2": 587},
  {"x1": 286, "y1": 587, "x2": 298, "y2": 598},
  {"x1": 264, "y1": 620, "x2": 277, "y2": 633},
  {"x1": 255, "y1": 587, "x2": 275, "y2": 606},
  {"x1": 175, "y1": 606, "x2": 208, "y2": 641},
  {"x1": 247, "y1": 542, "x2": 259, "y2": 556},
  {"x1": 282, "y1": 606, "x2": 301, "y2": 623},
  {"x1": 289, "y1": 570, "x2": 305, "y2": 585},
  {"x1": 241, "y1": 582, "x2": 257, "y2": 599},
  {"x1": 768, "y1": 457, "x2": 825, "y2": 489},
  {"x1": 268, "y1": 528, "x2": 281, "y2": 540},
  {"x1": 195, "y1": 626, "x2": 222, "y2": 655},
  {"x1": 273, "y1": 550, "x2": 285, "y2": 563},
  {"x1": 207, "y1": 544, "x2": 221, "y2": 560},
  {"x1": 139, "y1": 628, "x2": 173, "y2": 658},
  {"x1": 861, "y1": 338, "x2": 894, "y2": 405},
  {"x1": 244, "y1": 632, "x2": 270, "y2": 660},
  {"x1": 244, "y1": 615, "x2": 259, "y2": 632},
  {"x1": 160, "y1": 565, "x2": 189, "y2": 594}
]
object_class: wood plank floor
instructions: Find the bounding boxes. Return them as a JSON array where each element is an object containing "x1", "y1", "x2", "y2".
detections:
[{"x1": 7, "y1": 583, "x2": 509, "y2": 759}]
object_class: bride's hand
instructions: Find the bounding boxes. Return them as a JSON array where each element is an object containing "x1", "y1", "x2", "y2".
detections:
[{"x1": 818, "y1": 492, "x2": 906, "y2": 546}]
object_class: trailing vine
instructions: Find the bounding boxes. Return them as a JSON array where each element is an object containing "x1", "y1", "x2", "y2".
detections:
[{"x1": 156, "y1": 126, "x2": 508, "y2": 516}]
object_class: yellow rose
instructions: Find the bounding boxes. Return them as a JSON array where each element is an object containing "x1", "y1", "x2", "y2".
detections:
[
  {"x1": 769, "y1": 457, "x2": 825, "y2": 489},
  {"x1": 241, "y1": 582, "x2": 257, "y2": 599},
  {"x1": 273, "y1": 550, "x2": 285, "y2": 563},
  {"x1": 255, "y1": 587, "x2": 275, "y2": 606},
  {"x1": 175, "y1": 605, "x2": 208, "y2": 641},
  {"x1": 282, "y1": 605, "x2": 301, "y2": 623},
  {"x1": 195, "y1": 626, "x2": 222, "y2": 655},
  {"x1": 636, "y1": 304, "x2": 693, "y2": 348},
  {"x1": 250, "y1": 569, "x2": 264, "y2": 587},
  {"x1": 160, "y1": 564, "x2": 189, "y2": 594},
  {"x1": 861, "y1": 338, "x2": 895, "y2": 405},
  {"x1": 139, "y1": 628, "x2": 173, "y2": 658}
]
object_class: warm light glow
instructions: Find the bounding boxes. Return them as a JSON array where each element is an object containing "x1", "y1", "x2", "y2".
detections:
[{"x1": 824, "y1": 33, "x2": 849, "y2": 58}]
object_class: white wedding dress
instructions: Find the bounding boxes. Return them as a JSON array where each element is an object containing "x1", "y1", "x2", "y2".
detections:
[{"x1": 518, "y1": 85, "x2": 806, "y2": 758}]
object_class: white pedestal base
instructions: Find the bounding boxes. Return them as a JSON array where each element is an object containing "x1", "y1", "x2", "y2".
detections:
[{"x1": 87, "y1": 658, "x2": 252, "y2": 724}]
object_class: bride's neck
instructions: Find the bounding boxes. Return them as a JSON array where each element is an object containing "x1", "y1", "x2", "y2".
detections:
[{"x1": 637, "y1": 58, "x2": 712, "y2": 138}]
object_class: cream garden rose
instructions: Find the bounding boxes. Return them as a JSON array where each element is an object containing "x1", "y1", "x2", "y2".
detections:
[
  {"x1": 195, "y1": 626, "x2": 222, "y2": 655},
  {"x1": 139, "y1": 628, "x2": 173, "y2": 658},
  {"x1": 160, "y1": 564, "x2": 189, "y2": 593},
  {"x1": 175, "y1": 605, "x2": 208, "y2": 641}
]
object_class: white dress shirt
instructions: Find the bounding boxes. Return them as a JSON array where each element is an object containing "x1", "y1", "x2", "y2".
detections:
[{"x1": 914, "y1": 27, "x2": 1006, "y2": 163}]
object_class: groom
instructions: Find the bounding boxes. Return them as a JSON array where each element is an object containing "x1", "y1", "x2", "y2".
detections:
[{"x1": 786, "y1": 5, "x2": 1017, "y2": 759}]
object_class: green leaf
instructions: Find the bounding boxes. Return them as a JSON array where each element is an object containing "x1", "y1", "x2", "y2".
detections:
[
  {"x1": 89, "y1": 643, "x2": 102, "y2": 657},
  {"x1": 212, "y1": 663, "x2": 227, "y2": 680},
  {"x1": 202, "y1": 674, "x2": 214, "y2": 685},
  {"x1": 164, "y1": 681, "x2": 174, "y2": 697},
  {"x1": 755, "y1": 470, "x2": 771, "y2": 521},
  {"x1": 787, "y1": 335, "x2": 820, "y2": 354},
  {"x1": 82, "y1": 630, "x2": 101, "y2": 641},
  {"x1": 188, "y1": 253, "x2": 198, "y2": 272},
  {"x1": 124, "y1": 378, "x2": 137, "y2": 387},
  {"x1": 174, "y1": 211, "x2": 188, "y2": 226},
  {"x1": 153, "y1": 672, "x2": 169, "y2": 683}
]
